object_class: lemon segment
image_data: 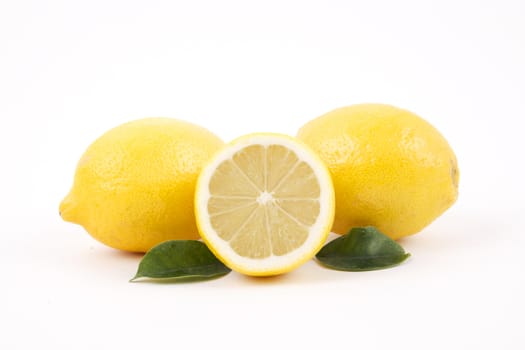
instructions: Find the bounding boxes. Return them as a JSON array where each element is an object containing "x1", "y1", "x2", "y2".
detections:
[{"x1": 195, "y1": 133, "x2": 335, "y2": 276}]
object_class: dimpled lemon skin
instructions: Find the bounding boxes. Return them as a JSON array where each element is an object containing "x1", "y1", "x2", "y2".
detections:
[
  {"x1": 59, "y1": 118, "x2": 224, "y2": 252},
  {"x1": 297, "y1": 104, "x2": 459, "y2": 240}
]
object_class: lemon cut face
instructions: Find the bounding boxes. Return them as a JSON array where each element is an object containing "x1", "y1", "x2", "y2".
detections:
[{"x1": 195, "y1": 133, "x2": 335, "y2": 276}]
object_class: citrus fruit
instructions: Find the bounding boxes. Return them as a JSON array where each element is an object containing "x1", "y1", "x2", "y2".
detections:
[
  {"x1": 59, "y1": 118, "x2": 224, "y2": 252},
  {"x1": 297, "y1": 104, "x2": 459, "y2": 239},
  {"x1": 194, "y1": 133, "x2": 335, "y2": 276}
]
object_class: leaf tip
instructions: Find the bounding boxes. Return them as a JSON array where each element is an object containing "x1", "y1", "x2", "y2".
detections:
[{"x1": 129, "y1": 274, "x2": 142, "y2": 283}]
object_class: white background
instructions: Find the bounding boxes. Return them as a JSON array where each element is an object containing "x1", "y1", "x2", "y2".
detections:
[{"x1": 1, "y1": 0, "x2": 524, "y2": 349}]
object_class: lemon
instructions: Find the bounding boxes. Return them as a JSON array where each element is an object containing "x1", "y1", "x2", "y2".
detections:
[
  {"x1": 59, "y1": 118, "x2": 224, "y2": 252},
  {"x1": 194, "y1": 133, "x2": 335, "y2": 276},
  {"x1": 297, "y1": 104, "x2": 459, "y2": 239}
]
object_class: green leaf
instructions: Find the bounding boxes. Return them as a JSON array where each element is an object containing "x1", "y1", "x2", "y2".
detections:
[
  {"x1": 130, "y1": 240, "x2": 231, "y2": 282},
  {"x1": 316, "y1": 226, "x2": 410, "y2": 271}
]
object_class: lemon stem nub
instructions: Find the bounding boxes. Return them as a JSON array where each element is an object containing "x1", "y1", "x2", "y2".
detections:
[{"x1": 59, "y1": 194, "x2": 78, "y2": 223}]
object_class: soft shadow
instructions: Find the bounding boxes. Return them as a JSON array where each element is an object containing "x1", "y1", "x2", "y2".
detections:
[
  {"x1": 83, "y1": 244, "x2": 144, "y2": 261},
  {"x1": 129, "y1": 273, "x2": 230, "y2": 284},
  {"x1": 113, "y1": 249, "x2": 144, "y2": 259},
  {"x1": 397, "y1": 210, "x2": 503, "y2": 255},
  {"x1": 240, "y1": 273, "x2": 292, "y2": 285},
  {"x1": 230, "y1": 259, "x2": 356, "y2": 286}
]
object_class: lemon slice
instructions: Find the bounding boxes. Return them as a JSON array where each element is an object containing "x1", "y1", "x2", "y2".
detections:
[{"x1": 195, "y1": 133, "x2": 335, "y2": 276}]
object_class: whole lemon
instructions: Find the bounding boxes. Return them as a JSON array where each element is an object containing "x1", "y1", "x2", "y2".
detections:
[
  {"x1": 59, "y1": 118, "x2": 224, "y2": 252},
  {"x1": 297, "y1": 104, "x2": 459, "y2": 239}
]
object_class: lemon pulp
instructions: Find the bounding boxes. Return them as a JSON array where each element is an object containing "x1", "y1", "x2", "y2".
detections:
[{"x1": 195, "y1": 133, "x2": 335, "y2": 276}]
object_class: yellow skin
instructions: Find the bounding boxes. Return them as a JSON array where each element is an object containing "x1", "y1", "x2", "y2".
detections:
[
  {"x1": 297, "y1": 104, "x2": 459, "y2": 239},
  {"x1": 59, "y1": 118, "x2": 224, "y2": 252}
]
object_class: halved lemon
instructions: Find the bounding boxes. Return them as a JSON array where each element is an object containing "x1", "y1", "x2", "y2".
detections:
[{"x1": 195, "y1": 133, "x2": 335, "y2": 276}]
